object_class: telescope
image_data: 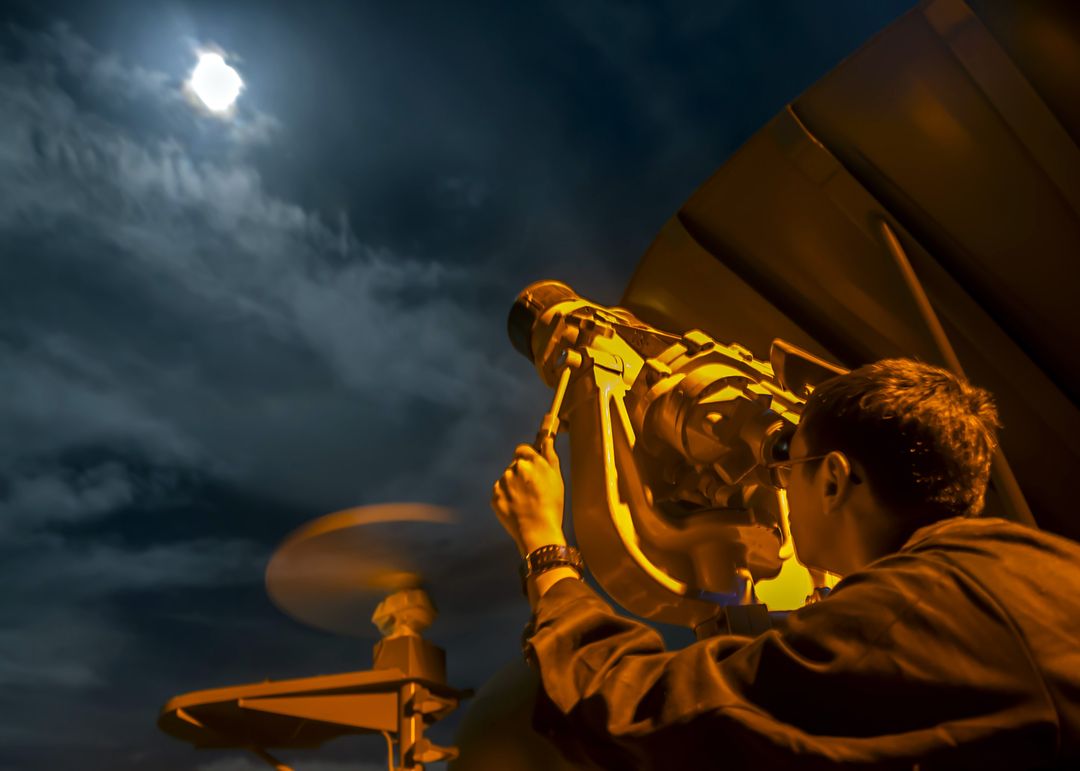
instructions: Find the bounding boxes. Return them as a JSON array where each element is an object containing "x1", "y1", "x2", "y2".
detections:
[{"x1": 509, "y1": 280, "x2": 846, "y2": 632}]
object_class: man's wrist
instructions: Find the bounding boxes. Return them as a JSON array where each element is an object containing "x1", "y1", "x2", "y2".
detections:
[
  {"x1": 528, "y1": 566, "x2": 581, "y2": 605},
  {"x1": 520, "y1": 543, "x2": 583, "y2": 597},
  {"x1": 520, "y1": 528, "x2": 567, "y2": 556}
]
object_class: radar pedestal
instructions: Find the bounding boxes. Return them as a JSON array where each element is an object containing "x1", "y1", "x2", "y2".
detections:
[{"x1": 373, "y1": 588, "x2": 446, "y2": 683}]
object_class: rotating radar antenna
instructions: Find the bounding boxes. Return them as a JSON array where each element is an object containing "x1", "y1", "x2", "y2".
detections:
[{"x1": 159, "y1": 503, "x2": 469, "y2": 771}]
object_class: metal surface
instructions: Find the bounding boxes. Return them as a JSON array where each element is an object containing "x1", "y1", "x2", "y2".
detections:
[
  {"x1": 622, "y1": 0, "x2": 1080, "y2": 539},
  {"x1": 159, "y1": 667, "x2": 466, "y2": 766},
  {"x1": 879, "y1": 219, "x2": 1035, "y2": 527},
  {"x1": 510, "y1": 282, "x2": 822, "y2": 625},
  {"x1": 160, "y1": 669, "x2": 439, "y2": 748}
]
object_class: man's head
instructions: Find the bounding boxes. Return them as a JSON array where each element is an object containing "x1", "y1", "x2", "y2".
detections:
[{"x1": 784, "y1": 358, "x2": 1000, "y2": 574}]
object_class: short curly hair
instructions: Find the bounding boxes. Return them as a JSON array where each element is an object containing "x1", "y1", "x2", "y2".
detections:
[{"x1": 798, "y1": 359, "x2": 1000, "y2": 521}]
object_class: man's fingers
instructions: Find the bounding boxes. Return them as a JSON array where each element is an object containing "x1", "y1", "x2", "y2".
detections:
[
  {"x1": 514, "y1": 444, "x2": 541, "y2": 462},
  {"x1": 493, "y1": 474, "x2": 513, "y2": 504},
  {"x1": 515, "y1": 441, "x2": 560, "y2": 471},
  {"x1": 491, "y1": 478, "x2": 512, "y2": 520}
]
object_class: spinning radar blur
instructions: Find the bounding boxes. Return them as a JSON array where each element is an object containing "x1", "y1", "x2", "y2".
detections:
[
  {"x1": 265, "y1": 502, "x2": 457, "y2": 636},
  {"x1": 160, "y1": 502, "x2": 467, "y2": 769}
]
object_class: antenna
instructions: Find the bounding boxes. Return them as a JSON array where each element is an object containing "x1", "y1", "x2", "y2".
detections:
[{"x1": 159, "y1": 503, "x2": 469, "y2": 770}]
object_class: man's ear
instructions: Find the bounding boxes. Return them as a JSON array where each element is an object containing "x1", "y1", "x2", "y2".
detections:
[{"x1": 822, "y1": 451, "x2": 854, "y2": 513}]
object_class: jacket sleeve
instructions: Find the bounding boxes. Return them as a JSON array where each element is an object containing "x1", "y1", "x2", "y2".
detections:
[{"x1": 525, "y1": 556, "x2": 1057, "y2": 770}]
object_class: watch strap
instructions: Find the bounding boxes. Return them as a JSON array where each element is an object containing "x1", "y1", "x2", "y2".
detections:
[{"x1": 519, "y1": 544, "x2": 584, "y2": 593}]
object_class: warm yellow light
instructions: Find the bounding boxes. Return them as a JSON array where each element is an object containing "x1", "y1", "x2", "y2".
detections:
[
  {"x1": 756, "y1": 556, "x2": 841, "y2": 611},
  {"x1": 189, "y1": 52, "x2": 243, "y2": 112},
  {"x1": 754, "y1": 556, "x2": 814, "y2": 611}
]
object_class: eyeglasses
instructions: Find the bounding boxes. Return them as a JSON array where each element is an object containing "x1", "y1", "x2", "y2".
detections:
[
  {"x1": 764, "y1": 454, "x2": 833, "y2": 489},
  {"x1": 764, "y1": 453, "x2": 862, "y2": 489}
]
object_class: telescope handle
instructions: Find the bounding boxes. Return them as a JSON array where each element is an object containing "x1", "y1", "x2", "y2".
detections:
[{"x1": 534, "y1": 358, "x2": 577, "y2": 449}]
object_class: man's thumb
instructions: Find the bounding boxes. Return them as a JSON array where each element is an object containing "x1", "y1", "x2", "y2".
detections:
[{"x1": 541, "y1": 436, "x2": 559, "y2": 465}]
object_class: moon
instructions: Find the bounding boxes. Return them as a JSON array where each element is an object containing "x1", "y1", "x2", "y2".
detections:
[{"x1": 189, "y1": 52, "x2": 243, "y2": 112}]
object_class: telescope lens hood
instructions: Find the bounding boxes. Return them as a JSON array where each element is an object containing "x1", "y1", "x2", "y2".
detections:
[
  {"x1": 507, "y1": 300, "x2": 538, "y2": 363},
  {"x1": 507, "y1": 280, "x2": 578, "y2": 363}
]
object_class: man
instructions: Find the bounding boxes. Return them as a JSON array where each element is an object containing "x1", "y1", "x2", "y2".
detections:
[{"x1": 492, "y1": 359, "x2": 1080, "y2": 769}]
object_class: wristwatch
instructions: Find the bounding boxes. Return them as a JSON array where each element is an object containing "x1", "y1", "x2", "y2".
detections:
[{"x1": 519, "y1": 544, "x2": 584, "y2": 594}]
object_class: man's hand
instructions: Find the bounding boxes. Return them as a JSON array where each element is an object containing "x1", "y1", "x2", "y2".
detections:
[{"x1": 491, "y1": 437, "x2": 566, "y2": 557}]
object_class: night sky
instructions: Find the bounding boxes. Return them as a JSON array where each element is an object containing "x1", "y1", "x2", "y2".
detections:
[{"x1": 0, "y1": 1, "x2": 917, "y2": 769}]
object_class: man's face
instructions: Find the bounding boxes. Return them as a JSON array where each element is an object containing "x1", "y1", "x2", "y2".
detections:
[{"x1": 784, "y1": 424, "x2": 832, "y2": 573}]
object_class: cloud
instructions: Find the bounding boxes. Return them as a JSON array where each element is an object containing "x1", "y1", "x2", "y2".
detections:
[
  {"x1": 0, "y1": 20, "x2": 536, "y2": 735},
  {"x1": 0, "y1": 16, "x2": 557, "y2": 766},
  {"x1": 0, "y1": 20, "x2": 536, "y2": 520},
  {"x1": 6, "y1": 534, "x2": 266, "y2": 595},
  {"x1": 0, "y1": 532, "x2": 267, "y2": 692},
  {"x1": 0, "y1": 459, "x2": 136, "y2": 534},
  {"x1": 10, "y1": 21, "x2": 280, "y2": 146},
  {"x1": 437, "y1": 176, "x2": 490, "y2": 210},
  {"x1": 0, "y1": 334, "x2": 198, "y2": 466},
  {"x1": 0, "y1": 606, "x2": 127, "y2": 688}
]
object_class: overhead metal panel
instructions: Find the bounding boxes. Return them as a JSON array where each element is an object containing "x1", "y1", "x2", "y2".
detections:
[{"x1": 623, "y1": 0, "x2": 1080, "y2": 539}]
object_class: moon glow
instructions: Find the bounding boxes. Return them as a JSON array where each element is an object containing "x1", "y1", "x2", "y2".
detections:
[{"x1": 189, "y1": 52, "x2": 243, "y2": 112}]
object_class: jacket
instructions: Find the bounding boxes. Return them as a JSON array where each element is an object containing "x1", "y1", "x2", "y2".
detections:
[{"x1": 526, "y1": 517, "x2": 1080, "y2": 769}]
